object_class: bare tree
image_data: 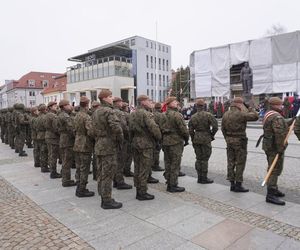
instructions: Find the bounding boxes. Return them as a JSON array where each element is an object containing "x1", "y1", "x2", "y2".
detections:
[{"x1": 265, "y1": 23, "x2": 287, "y2": 36}]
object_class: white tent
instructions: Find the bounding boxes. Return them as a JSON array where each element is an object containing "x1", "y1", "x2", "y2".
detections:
[{"x1": 190, "y1": 31, "x2": 300, "y2": 98}]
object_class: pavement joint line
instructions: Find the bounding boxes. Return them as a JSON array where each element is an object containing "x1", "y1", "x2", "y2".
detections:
[{"x1": 150, "y1": 182, "x2": 300, "y2": 242}]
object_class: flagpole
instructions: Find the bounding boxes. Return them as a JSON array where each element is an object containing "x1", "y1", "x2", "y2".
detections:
[{"x1": 155, "y1": 21, "x2": 158, "y2": 102}]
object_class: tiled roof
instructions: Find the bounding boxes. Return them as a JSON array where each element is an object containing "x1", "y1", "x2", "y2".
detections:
[{"x1": 41, "y1": 74, "x2": 67, "y2": 95}]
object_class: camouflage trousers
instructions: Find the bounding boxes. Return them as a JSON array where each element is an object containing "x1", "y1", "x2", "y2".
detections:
[
  {"x1": 265, "y1": 150, "x2": 284, "y2": 190},
  {"x1": 153, "y1": 147, "x2": 161, "y2": 168},
  {"x1": 1, "y1": 125, "x2": 6, "y2": 142},
  {"x1": 92, "y1": 152, "x2": 97, "y2": 180},
  {"x1": 163, "y1": 143, "x2": 184, "y2": 186},
  {"x1": 122, "y1": 140, "x2": 133, "y2": 175},
  {"x1": 32, "y1": 140, "x2": 40, "y2": 168},
  {"x1": 96, "y1": 154, "x2": 117, "y2": 202},
  {"x1": 226, "y1": 138, "x2": 248, "y2": 182},
  {"x1": 36, "y1": 140, "x2": 48, "y2": 171},
  {"x1": 75, "y1": 152, "x2": 92, "y2": 190},
  {"x1": 114, "y1": 145, "x2": 125, "y2": 184},
  {"x1": 8, "y1": 128, "x2": 16, "y2": 149},
  {"x1": 61, "y1": 147, "x2": 74, "y2": 184},
  {"x1": 47, "y1": 143, "x2": 59, "y2": 173},
  {"x1": 133, "y1": 148, "x2": 153, "y2": 193},
  {"x1": 15, "y1": 130, "x2": 26, "y2": 153},
  {"x1": 193, "y1": 143, "x2": 212, "y2": 178},
  {"x1": 25, "y1": 126, "x2": 32, "y2": 146}
]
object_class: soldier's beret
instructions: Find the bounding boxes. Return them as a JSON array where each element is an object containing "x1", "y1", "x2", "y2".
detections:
[
  {"x1": 47, "y1": 101, "x2": 57, "y2": 108},
  {"x1": 59, "y1": 99, "x2": 70, "y2": 107},
  {"x1": 91, "y1": 101, "x2": 101, "y2": 107},
  {"x1": 196, "y1": 98, "x2": 205, "y2": 106},
  {"x1": 165, "y1": 96, "x2": 177, "y2": 105},
  {"x1": 113, "y1": 97, "x2": 123, "y2": 103},
  {"x1": 31, "y1": 107, "x2": 38, "y2": 113},
  {"x1": 79, "y1": 96, "x2": 90, "y2": 104},
  {"x1": 233, "y1": 97, "x2": 244, "y2": 104},
  {"x1": 154, "y1": 102, "x2": 162, "y2": 109},
  {"x1": 269, "y1": 97, "x2": 283, "y2": 106},
  {"x1": 98, "y1": 89, "x2": 112, "y2": 100},
  {"x1": 38, "y1": 104, "x2": 47, "y2": 111},
  {"x1": 13, "y1": 103, "x2": 18, "y2": 109},
  {"x1": 137, "y1": 95, "x2": 149, "y2": 102}
]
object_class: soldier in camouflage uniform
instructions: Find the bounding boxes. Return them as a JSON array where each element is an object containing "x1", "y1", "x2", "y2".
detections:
[
  {"x1": 0, "y1": 109, "x2": 7, "y2": 143},
  {"x1": 29, "y1": 107, "x2": 40, "y2": 168},
  {"x1": 14, "y1": 103, "x2": 29, "y2": 156},
  {"x1": 222, "y1": 97, "x2": 259, "y2": 192},
  {"x1": 35, "y1": 104, "x2": 50, "y2": 173},
  {"x1": 57, "y1": 99, "x2": 77, "y2": 187},
  {"x1": 25, "y1": 108, "x2": 33, "y2": 148},
  {"x1": 216, "y1": 101, "x2": 223, "y2": 118},
  {"x1": 92, "y1": 89, "x2": 123, "y2": 209},
  {"x1": 122, "y1": 102, "x2": 134, "y2": 177},
  {"x1": 152, "y1": 102, "x2": 164, "y2": 172},
  {"x1": 295, "y1": 116, "x2": 300, "y2": 140},
  {"x1": 208, "y1": 100, "x2": 215, "y2": 116},
  {"x1": 74, "y1": 96, "x2": 95, "y2": 197},
  {"x1": 283, "y1": 97, "x2": 291, "y2": 118},
  {"x1": 130, "y1": 95, "x2": 162, "y2": 200},
  {"x1": 4, "y1": 108, "x2": 12, "y2": 145},
  {"x1": 44, "y1": 101, "x2": 61, "y2": 179},
  {"x1": 189, "y1": 99, "x2": 218, "y2": 184},
  {"x1": 113, "y1": 97, "x2": 132, "y2": 189},
  {"x1": 262, "y1": 97, "x2": 289, "y2": 205},
  {"x1": 160, "y1": 97, "x2": 188, "y2": 192},
  {"x1": 10, "y1": 106, "x2": 17, "y2": 150}
]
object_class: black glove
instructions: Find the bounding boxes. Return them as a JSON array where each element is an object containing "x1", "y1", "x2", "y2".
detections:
[
  {"x1": 210, "y1": 132, "x2": 215, "y2": 141},
  {"x1": 184, "y1": 140, "x2": 189, "y2": 147},
  {"x1": 155, "y1": 142, "x2": 162, "y2": 151}
]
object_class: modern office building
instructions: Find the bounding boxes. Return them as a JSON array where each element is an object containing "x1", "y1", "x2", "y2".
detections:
[{"x1": 84, "y1": 35, "x2": 172, "y2": 103}]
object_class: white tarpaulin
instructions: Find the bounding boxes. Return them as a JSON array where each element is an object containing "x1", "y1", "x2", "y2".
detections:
[
  {"x1": 194, "y1": 49, "x2": 211, "y2": 74},
  {"x1": 273, "y1": 63, "x2": 297, "y2": 92},
  {"x1": 212, "y1": 73, "x2": 230, "y2": 96},
  {"x1": 194, "y1": 73, "x2": 212, "y2": 97},
  {"x1": 251, "y1": 68, "x2": 273, "y2": 94},
  {"x1": 249, "y1": 38, "x2": 272, "y2": 67},
  {"x1": 298, "y1": 62, "x2": 300, "y2": 93},
  {"x1": 230, "y1": 41, "x2": 249, "y2": 65},
  {"x1": 211, "y1": 46, "x2": 230, "y2": 74}
]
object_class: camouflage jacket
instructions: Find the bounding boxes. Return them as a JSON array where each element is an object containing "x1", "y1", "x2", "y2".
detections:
[
  {"x1": 188, "y1": 109, "x2": 218, "y2": 145},
  {"x1": 92, "y1": 101, "x2": 123, "y2": 156},
  {"x1": 159, "y1": 107, "x2": 187, "y2": 146},
  {"x1": 44, "y1": 111, "x2": 59, "y2": 144},
  {"x1": 221, "y1": 106, "x2": 259, "y2": 144},
  {"x1": 153, "y1": 109, "x2": 164, "y2": 127},
  {"x1": 295, "y1": 116, "x2": 300, "y2": 141},
  {"x1": 73, "y1": 108, "x2": 94, "y2": 153},
  {"x1": 129, "y1": 106, "x2": 161, "y2": 150},
  {"x1": 262, "y1": 109, "x2": 288, "y2": 153},
  {"x1": 15, "y1": 110, "x2": 29, "y2": 132},
  {"x1": 57, "y1": 110, "x2": 75, "y2": 148},
  {"x1": 35, "y1": 113, "x2": 47, "y2": 140},
  {"x1": 12, "y1": 110, "x2": 19, "y2": 130},
  {"x1": 29, "y1": 115, "x2": 38, "y2": 140},
  {"x1": 114, "y1": 106, "x2": 129, "y2": 140}
]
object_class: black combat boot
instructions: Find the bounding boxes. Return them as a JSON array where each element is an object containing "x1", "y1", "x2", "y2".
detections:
[
  {"x1": 178, "y1": 171, "x2": 186, "y2": 177},
  {"x1": 15, "y1": 149, "x2": 19, "y2": 153},
  {"x1": 152, "y1": 166, "x2": 165, "y2": 172},
  {"x1": 234, "y1": 182, "x2": 249, "y2": 192},
  {"x1": 124, "y1": 171, "x2": 134, "y2": 177},
  {"x1": 76, "y1": 188, "x2": 95, "y2": 198},
  {"x1": 101, "y1": 199, "x2": 122, "y2": 209},
  {"x1": 167, "y1": 185, "x2": 185, "y2": 193},
  {"x1": 62, "y1": 180, "x2": 77, "y2": 187},
  {"x1": 41, "y1": 167, "x2": 50, "y2": 173},
  {"x1": 50, "y1": 172, "x2": 62, "y2": 179},
  {"x1": 34, "y1": 164, "x2": 40, "y2": 168},
  {"x1": 230, "y1": 181, "x2": 235, "y2": 191},
  {"x1": 19, "y1": 151, "x2": 28, "y2": 157},
  {"x1": 197, "y1": 176, "x2": 214, "y2": 184},
  {"x1": 136, "y1": 191, "x2": 155, "y2": 200},
  {"x1": 147, "y1": 176, "x2": 159, "y2": 184},
  {"x1": 274, "y1": 189, "x2": 285, "y2": 197},
  {"x1": 116, "y1": 181, "x2": 133, "y2": 190},
  {"x1": 266, "y1": 188, "x2": 285, "y2": 205},
  {"x1": 27, "y1": 144, "x2": 33, "y2": 148}
]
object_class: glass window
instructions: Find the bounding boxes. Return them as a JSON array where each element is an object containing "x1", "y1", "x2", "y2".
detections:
[
  {"x1": 151, "y1": 73, "x2": 153, "y2": 86},
  {"x1": 42, "y1": 80, "x2": 48, "y2": 87},
  {"x1": 131, "y1": 39, "x2": 135, "y2": 46},
  {"x1": 146, "y1": 41, "x2": 148, "y2": 47},
  {"x1": 159, "y1": 74, "x2": 161, "y2": 86},
  {"x1": 147, "y1": 73, "x2": 149, "y2": 85},
  {"x1": 147, "y1": 89, "x2": 149, "y2": 96},
  {"x1": 166, "y1": 60, "x2": 169, "y2": 71},
  {"x1": 159, "y1": 58, "x2": 161, "y2": 70},
  {"x1": 146, "y1": 55, "x2": 149, "y2": 68},
  {"x1": 28, "y1": 79, "x2": 35, "y2": 87},
  {"x1": 166, "y1": 47, "x2": 168, "y2": 53},
  {"x1": 125, "y1": 40, "x2": 130, "y2": 46},
  {"x1": 162, "y1": 46, "x2": 165, "y2": 52},
  {"x1": 163, "y1": 59, "x2": 165, "y2": 71},
  {"x1": 159, "y1": 90, "x2": 162, "y2": 102},
  {"x1": 163, "y1": 75, "x2": 165, "y2": 87},
  {"x1": 167, "y1": 75, "x2": 169, "y2": 86},
  {"x1": 151, "y1": 89, "x2": 154, "y2": 100},
  {"x1": 150, "y1": 56, "x2": 153, "y2": 68},
  {"x1": 150, "y1": 42, "x2": 153, "y2": 49},
  {"x1": 159, "y1": 44, "x2": 161, "y2": 51},
  {"x1": 80, "y1": 92, "x2": 86, "y2": 97}
]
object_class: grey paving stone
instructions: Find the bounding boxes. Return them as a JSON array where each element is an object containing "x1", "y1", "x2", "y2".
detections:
[
  {"x1": 146, "y1": 204, "x2": 204, "y2": 228},
  {"x1": 168, "y1": 210, "x2": 225, "y2": 239},
  {"x1": 224, "y1": 192, "x2": 265, "y2": 209},
  {"x1": 209, "y1": 189, "x2": 244, "y2": 202},
  {"x1": 174, "y1": 241, "x2": 206, "y2": 250},
  {"x1": 124, "y1": 230, "x2": 187, "y2": 250},
  {"x1": 88, "y1": 220, "x2": 160, "y2": 250},
  {"x1": 192, "y1": 219, "x2": 253, "y2": 250},
  {"x1": 273, "y1": 204, "x2": 300, "y2": 227},
  {"x1": 226, "y1": 228, "x2": 286, "y2": 250},
  {"x1": 247, "y1": 201, "x2": 295, "y2": 217},
  {"x1": 277, "y1": 238, "x2": 300, "y2": 250}
]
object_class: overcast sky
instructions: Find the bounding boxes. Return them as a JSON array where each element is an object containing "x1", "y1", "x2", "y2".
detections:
[{"x1": 1, "y1": 0, "x2": 300, "y2": 83}]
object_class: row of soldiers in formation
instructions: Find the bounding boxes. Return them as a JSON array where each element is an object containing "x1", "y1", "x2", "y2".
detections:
[{"x1": 0, "y1": 92, "x2": 300, "y2": 209}]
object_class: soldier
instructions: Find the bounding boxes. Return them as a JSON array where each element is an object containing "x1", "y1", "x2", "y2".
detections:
[
  {"x1": 189, "y1": 99, "x2": 218, "y2": 184},
  {"x1": 29, "y1": 107, "x2": 40, "y2": 168},
  {"x1": 92, "y1": 89, "x2": 123, "y2": 209},
  {"x1": 10, "y1": 106, "x2": 17, "y2": 150},
  {"x1": 73, "y1": 96, "x2": 95, "y2": 197},
  {"x1": 57, "y1": 99, "x2": 77, "y2": 187},
  {"x1": 4, "y1": 108, "x2": 12, "y2": 145},
  {"x1": 295, "y1": 116, "x2": 300, "y2": 140},
  {"x1": 216, "y1": 101, "x2": 223, "y2": 118},
  {"x1": 224, "y1": 100, "x2": 231, "y2": 113},
  {"x1": 282, "y1": 97, "x2": 291, "y2": 118},
  {"x1": 152, "y1": 102, "x2": 164, "y2": 172},
  {"x1": 44, "y1": 101, "x2": 61, "y2": 179},
  {"x1": 262, "y1": 97, "x2": 289, "y2": 205},
  {"x1": 0, "y1": 109, "x2": 7, "y2": 143},
  {"x1": 221, "y1": 97, "x2": 259, "y2": 192},
  {"x1": 35, "y1": 104, "x2": 50, "y2": 173},
  {"x1": 14, "y1": 103, "x2": 29, "y2": 156},
  {"x1": 25, "y1": 108, "x2": 33, "y2": 148},
  {"x1": 209, "y1": 100, "x2": 215, "y2": 116},
  {"x1": 113, "y1": 97, "x2": 132, "y2": 189},
  {"x1": 121, "y1": 102, "x2": 134, "y2": 177},
  {"x1": 160, "y1": 97, "x2": 188, "y2": 192},
  {"x1": 129, "y1": 95, "x2": 161, "y2": 200}
]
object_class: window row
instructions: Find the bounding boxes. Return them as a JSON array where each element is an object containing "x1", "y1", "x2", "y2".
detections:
[
  {"x1": 146, "y1": 89, "x2": 168, "y2": 102},
  {"x1": 146, "y1": 56, "x2": 169, "y2": 71},
  {"x1": 146, "y1": 73, "x2": 170, "y2": 87},
  {"x1": 145, "y1": 41, "x2": 169, "y2": 53}
]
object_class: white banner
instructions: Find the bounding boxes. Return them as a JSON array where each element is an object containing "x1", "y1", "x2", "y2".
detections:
[
  {"x1": 250, "y1": 38, "x2": 272, "y2": 67},
  {"x1": 194, "y1": 49, "x2": 211, "y2": 74},
  {"x1": 230, "y1": 41, "x2": 250, "y2": 65},
  {"x1": 211, "y1": 46, "x2": 230, "y2": 74},
  {"x1": 194, "y1": 73, "x2": 212, "y2": 97}
]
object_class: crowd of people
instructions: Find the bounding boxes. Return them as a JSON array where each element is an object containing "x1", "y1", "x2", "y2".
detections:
[{"x1": 0, "y1": 91, "x2": 300, "y2": 209}]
